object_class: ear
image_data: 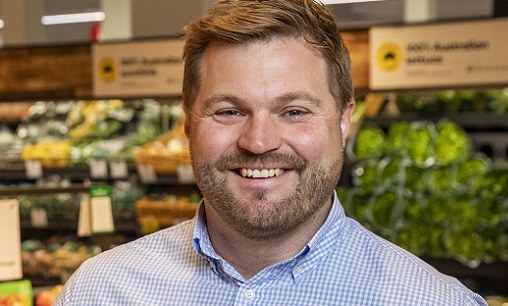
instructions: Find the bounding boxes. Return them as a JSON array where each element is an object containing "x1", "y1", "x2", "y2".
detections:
[{"x1": 340, "y1": 99, "x2": 356, "y2": 145}]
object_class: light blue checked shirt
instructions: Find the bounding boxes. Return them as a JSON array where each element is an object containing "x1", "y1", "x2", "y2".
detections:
[{"x1": 54, "y1": 192, "x2": 487, "y2": 305}]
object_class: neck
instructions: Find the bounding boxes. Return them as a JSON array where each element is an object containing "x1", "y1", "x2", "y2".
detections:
[{"x1": 205, "y1": 198, "x2": 332, "y2": 280}]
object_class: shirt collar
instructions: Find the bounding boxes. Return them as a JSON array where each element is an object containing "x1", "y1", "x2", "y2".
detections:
[{"x1": 192, "y1": 191, "x2": 346, "y2": 279}]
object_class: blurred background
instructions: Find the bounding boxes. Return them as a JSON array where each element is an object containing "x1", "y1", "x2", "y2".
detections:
[{"x1": 0, "y1": 0, "x2": 505, "y2": 47}]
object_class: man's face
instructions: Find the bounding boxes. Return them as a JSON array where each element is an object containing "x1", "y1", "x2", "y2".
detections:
[{"x1": 186, "y1": 37, "x2": 354, "y2": 240}]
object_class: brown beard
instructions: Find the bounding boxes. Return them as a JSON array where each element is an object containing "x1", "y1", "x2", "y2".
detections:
[{"x1": 192, "y1": 151, "x2": 343, "y2": 240}]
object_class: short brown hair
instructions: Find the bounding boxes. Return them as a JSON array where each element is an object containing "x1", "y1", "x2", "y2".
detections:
[{"x1": 182, "y1": 0, "x2": 353, "y2": 114}]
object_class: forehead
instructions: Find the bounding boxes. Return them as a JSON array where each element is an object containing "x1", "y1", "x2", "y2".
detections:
[{"x1": 197, "y1": 37, "x2": 330, "y2": 98}]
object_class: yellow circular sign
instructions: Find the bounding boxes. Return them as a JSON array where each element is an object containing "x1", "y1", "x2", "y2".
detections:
[
  {"x1": 376, "y1": 42, "x2": 403, "y2": 72},
  {"x1": 98, "y1": 57, "x2": 117, "y2": 83}
]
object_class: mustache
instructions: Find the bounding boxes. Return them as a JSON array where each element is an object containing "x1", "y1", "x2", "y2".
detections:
[{"x1": 214, "y1": 152, "x2": 307, "y2": 172}]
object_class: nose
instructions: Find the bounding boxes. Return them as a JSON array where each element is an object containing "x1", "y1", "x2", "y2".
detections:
[{"x1": 237, "y1": 114, "x2": 282, "y2": 154}]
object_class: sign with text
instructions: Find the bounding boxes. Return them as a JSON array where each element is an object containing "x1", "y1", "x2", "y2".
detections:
[
  {"x1": 0, "y1": 200, "x2": 22, "y2": 281},
  {"x1": 92, "y1": 38, "x2": 185, "y2": 97},
  {"x1": 370, "y1": 18, "x2": 508, "y2": 90}
]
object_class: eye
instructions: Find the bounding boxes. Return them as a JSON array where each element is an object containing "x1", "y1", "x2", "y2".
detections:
[
  {"x1": 212, "y1": 108, "x2": 245, "y2": 124},
  {"x1": 284, "y1": 108, "x2": 309, "y2": 119},
  {"x1": 216, "y1": 109, "x2": 241, "y2": 117},
  {"x1": 287, "y1": 109, "x2": 304, "y2": 116}
]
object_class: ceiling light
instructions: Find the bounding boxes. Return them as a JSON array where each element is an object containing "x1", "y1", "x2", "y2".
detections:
[
  {"x1": 41, "y1": 12, "x2": 105, "y2": 25},
  {"x1": 0, "y1": 19, "x2": 4, "y2": 29},
  {"x1": 320, "y1": 0, "x2": 388, "y2": 4}
]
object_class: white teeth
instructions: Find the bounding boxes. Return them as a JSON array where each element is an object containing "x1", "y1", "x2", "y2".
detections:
[{"x1": 239, "y1": 168, "x2": 284, "y2": 178}]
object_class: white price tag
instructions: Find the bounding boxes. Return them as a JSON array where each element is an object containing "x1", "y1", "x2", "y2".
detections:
[
  {"x1": 30, "y1": 208, "x2": 48, "y2": 228},
  {"x1": 90, "y1": 159, "x2": 109, "y2": 179},
  {"x1": 0, "y1": 199, "x2": 22, "y2": 281},
  {"x1": 90, "y1": 186, "x2": 115, "y2": 234},
  {"x1": 137, "y1": 164, "x2": 157, "y2": 184},
  {"x1": 177, "y1": 164, "x2": 195, "y2": 184},
  {"x1": 25, "y1": 160, "x2": 43, "y2": 179},
  {"x1": 77, "y1": 193, "x2": 91, "y2": 237},
  {"x1": 109, "y1": 161, "x2": 128, "y2": 179}
]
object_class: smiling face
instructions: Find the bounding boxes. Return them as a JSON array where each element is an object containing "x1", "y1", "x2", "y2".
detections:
[{"x1": 186, "y1": 37, "x2": 354, "y2": 240}]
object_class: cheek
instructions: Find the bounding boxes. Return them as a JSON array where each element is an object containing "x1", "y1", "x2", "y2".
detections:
[
  {"x1": 286, "y1": 123, "x2": 338, "y2": 162},
  {"x1": 192, "y1": 125, "x2": 237, "y2": 160}
]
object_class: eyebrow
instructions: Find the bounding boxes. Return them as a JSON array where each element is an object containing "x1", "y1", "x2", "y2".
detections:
[
  {"x1": 204, "y1": 94, "x2": 243, "y2": 109},
  {"x1": 204, "y1": 91, "x2": 323, "y2": 108},
  {"x1": 275, "y1": 92, "x2": 323, "y2": 108}
]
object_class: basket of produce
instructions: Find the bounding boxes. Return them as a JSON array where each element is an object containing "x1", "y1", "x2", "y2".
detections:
[
  {"x1": 135, "y1": 117, "x2": 191, "y2": 174},
  {"x1": 0, "y1": 124, "x2": 25, "y2": 170},
  {"x1": 21, "y1": 140, "x2": 71, "y2": 168},
  {"x1": 135, "y1": 193, "x2": 200, "y2": 228}
]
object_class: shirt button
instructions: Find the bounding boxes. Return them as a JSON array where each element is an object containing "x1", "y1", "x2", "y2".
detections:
[
  {"x1": 244, "y1": 289, "x2": 255, "y2": 300},
  {"x1": 295, "y1": 266, "x2": 303, "y2": 274}
]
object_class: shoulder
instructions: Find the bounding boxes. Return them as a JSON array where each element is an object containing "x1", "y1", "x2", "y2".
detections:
[
  {"x1": 54, "y1": 221, "x2": 203, "y2": 304},
  {"x1": 336, "y1": 217, "x2": 487, "y2": 305},
  {"x1": 70, "y1": 220, "x2": 197, "y2": 285}
]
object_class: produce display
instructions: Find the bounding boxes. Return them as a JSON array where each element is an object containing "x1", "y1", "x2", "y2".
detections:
[
  {"x1": 21, "y1": 239, "x2": 101, "y2": 281},
  {"x1": 395, "y1": 89, "x2": 508, "y2": 113},
  {"x1": 34, "y1": 285, "x2": 63, "y2": 306},
  {"x1": 0, "y1": 124, "x2": 24, "y2": 169},
  {"x1": 0, "y1": 179, "x2": 144, "y2": 223},
  {"x1": 341, "y1": 120, "x2": 508, "y2": 266},
  {"x1": 134, "y1": 116, "x2": 191, "y2": 174},
  {"x1": 136, "y1": 192, "x2": 201, "y2": 233},
  {"x1": 7, "y1": 99, "x2": 165, "y2": 168}
]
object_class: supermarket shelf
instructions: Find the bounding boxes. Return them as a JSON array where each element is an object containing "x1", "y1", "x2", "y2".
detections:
[
  {"x1": 20, "y1": 219, "x2": 139, "y2": 234},
  {"x1": 0, "y1": 166, "x2": 197, "y2": 186},
  {"x1": 422, "y1": 256, "x2": 508, "y2": 295},
  {"x1": 365, "y1": 112, "x2": 508, "y2": 131},
  {"x1": 0, "y1": 166, "x2": 134, "y2": 181},
  {"x1": 0, "y1": 184, "x2": 90, "y2": 196},
  {"x1": 26, "y1": 276, "x2": 62, "y2": 288}
]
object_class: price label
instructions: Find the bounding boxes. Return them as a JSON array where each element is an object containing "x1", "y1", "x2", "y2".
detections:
[
  {"x1": 25, "y1": 160, "x2": 43, "y2": 179},
  {"x1": 109, "y1": 161, "x2": 128, "y2": 179},
  {"x1": 90, "y1": 159, "x2": 108, "y2": 179},
  {"x1": 0, "y1": 199, "x2": 22, "y2": 281},
  {"x1": 90, "y1": 186, "x2": 115, "y2": 234},
  {"x1": 77, "y1": 193, "x2": 91, "y2": 237},
  {"x1": 177, "y1": 164, "x2": 195, "y2": 184},
  {"x1": 30, "y1": 208, "x2": 48, "y2": 228},
  {"x1": 137, "y1": 164, "x2": 157, "y2": 184}
]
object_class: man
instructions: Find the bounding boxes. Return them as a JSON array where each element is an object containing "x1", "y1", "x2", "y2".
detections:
[{"x1": 54, "y1": 0, "x2": 487, "y2": 305}]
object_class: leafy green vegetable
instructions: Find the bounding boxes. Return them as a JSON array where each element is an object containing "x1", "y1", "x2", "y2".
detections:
[
  {"x1": 352, "y1": 124, "x2": 385, "y2": 160},
  {"x1": 405, "y1": 123, "x2": 434, "y2": 167},
  {"x1": 434, "y1": 121, "x2": 470, "y2": 165}
]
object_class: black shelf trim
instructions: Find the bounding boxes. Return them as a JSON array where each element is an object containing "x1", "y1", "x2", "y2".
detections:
[{"x1": 0, "y1": 184, "x2": 90, "y2": 196}]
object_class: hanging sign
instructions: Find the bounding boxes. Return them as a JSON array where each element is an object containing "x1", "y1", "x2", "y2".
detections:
[
  {"x1": 92, "y1": 38, "x2": 185, "y2": 98},
  {"x1": 0, "y1": 200, "x2": 22, "y2": 281},
  {"x1": 370, "y1": 18, "x2": 508, "y2": 90}
]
